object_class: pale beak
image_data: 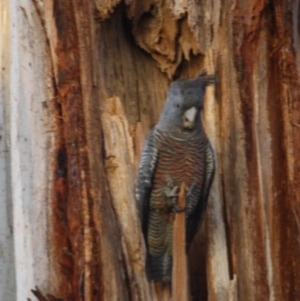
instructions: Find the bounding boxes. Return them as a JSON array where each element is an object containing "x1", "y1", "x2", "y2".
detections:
[{"x1": 183, "y1": 106, "x2": 197, "y2": 129}]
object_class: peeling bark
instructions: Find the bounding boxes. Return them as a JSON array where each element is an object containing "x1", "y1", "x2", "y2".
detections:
[{"x1": 100, "y1": 96, "x2": 151, "y2": 301}]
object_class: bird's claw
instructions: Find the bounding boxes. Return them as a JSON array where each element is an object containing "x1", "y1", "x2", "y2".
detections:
[
  {"x1": 167, "y1": 186, "x2": 179, "y2": 198},
  {"x1": 185, "y1": 182, "x2": 196, "y2": 197},
  {"x1": 185, "y1": 187, "x2": 192, "y2": 198},
  {"x1": 165, "y1": 185, "x2": 186, "y2": 212},
  {"x1": 170, "y1": 190, "x2": 185, "y2": 213}
]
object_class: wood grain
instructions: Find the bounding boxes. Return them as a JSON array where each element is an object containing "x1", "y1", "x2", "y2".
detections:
[
  {"x1": 2, "y1": 0, "x2": 300, "y2": 301},
  {"x1": 172, "y1": 182, "x2": 188, "y2": 301}
]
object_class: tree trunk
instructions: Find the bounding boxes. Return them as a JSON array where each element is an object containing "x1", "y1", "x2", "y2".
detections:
[{"x1": 1, "y1": 0, "x2": 300, "y2": 301}]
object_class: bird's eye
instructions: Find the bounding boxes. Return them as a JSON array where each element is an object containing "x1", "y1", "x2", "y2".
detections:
[{"x1": 175, "y1": 104, "x2": 180, "y2": 108}]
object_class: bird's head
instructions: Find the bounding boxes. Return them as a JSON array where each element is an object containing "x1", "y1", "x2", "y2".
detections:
[{"x1": 157, "y1": 72, "x2": 215, "y2": 132}]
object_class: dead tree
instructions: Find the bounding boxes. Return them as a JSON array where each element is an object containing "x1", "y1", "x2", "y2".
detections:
[{"x1": 0, "y1": 0, "x2": 300, "y2": 301}]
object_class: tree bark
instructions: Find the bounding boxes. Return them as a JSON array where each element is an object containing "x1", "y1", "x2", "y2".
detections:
[{"x1": 1, "y1": 0, "x2": 300, "y2": 301}]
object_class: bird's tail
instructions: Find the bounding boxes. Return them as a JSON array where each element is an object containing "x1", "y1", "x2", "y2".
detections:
[{"x1": 146, "y1": 252, "x2": 172, "y2": 282}]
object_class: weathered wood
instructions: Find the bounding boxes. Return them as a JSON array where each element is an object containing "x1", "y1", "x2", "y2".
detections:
[
  {"x1": 228, "y1": 275, "x2": 237, "y2": 301},
  {"x1": 172, "y1": 182, "x2": 188, "y2": 301},
  {"x1": 0, "y1": 1, "x2": 16, "y2": 299},
  {"x1": 100, "y1": 96, "x2": 151, "y2": 301},
  {"x1": 1, "y1": 1, "x2": 54, "y2": 300},
  {"x1": 2, "y1": 0, "x2": 300, "y2": 301}
]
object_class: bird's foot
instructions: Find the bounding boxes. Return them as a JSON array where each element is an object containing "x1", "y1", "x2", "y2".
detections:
[
  {"x1": 167, "y1": 186, "x2": 179, "y2": 198},
  {"x1": 172, "y1": 203, "x2": 186, "y2": 213},
  {"x1": 185, "y1": 186, "x2": 191, "y2": 197},
  {"x1": 165, "y1": 186, "x2": 185, "y2": 212},
  {"x1": 170, "y1": 188, "x2": 186, "y2": 213},
  {"x1": 185, "y1": 181, "x2": 196, "y2": 197}
]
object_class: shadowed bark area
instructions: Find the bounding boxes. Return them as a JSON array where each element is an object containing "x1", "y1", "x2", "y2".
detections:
[{"x1": 1, "y1": 0, "x2": 300, "y2": 301}]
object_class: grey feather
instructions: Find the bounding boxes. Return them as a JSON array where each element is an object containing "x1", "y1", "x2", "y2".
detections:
[
  {"x1": 136, "y1": 129, "x2": 159, "y2": 236},
  {"x1": 186, "y1": 143, "x2": 215, "y2": 247},
  {"x1": 136, "y1": 72, "x2": 215, "y2": 282}
]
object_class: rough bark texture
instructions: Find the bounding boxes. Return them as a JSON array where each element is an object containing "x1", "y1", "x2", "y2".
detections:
[{"x1": 1, "y1": 0, "x2": 300, "y2": 301}]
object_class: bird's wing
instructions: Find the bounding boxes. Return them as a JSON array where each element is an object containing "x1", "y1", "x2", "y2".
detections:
[
  {"x1": 186, "y1": 143, "x2": 215, "y2": 247},
  {"x1": 136, "y1": 128, "x2": 159, "y2": 237}
]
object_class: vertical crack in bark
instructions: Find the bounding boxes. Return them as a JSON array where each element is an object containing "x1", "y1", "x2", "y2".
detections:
[
  {"x1": 232, "y1": 1, "x2": 271, "y2": 300},
  {"x1": 31, "y1": 0, "x2": 102, "y2": 299},
  {"x1": 267, "y1": 2, "x2": 300, "y2": 300},
  {"x1": 52, "y1": 1, "x2": 87, "y2": 299}
]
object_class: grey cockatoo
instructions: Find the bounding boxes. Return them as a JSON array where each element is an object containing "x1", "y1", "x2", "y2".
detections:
[{"x1": 136, "y1": 72, "x2": 215, "y2": 282}]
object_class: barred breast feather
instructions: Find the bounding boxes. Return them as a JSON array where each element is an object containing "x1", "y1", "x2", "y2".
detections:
[{"x1": 136, "y1": 127, "x2": 215, "y2": 282}]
